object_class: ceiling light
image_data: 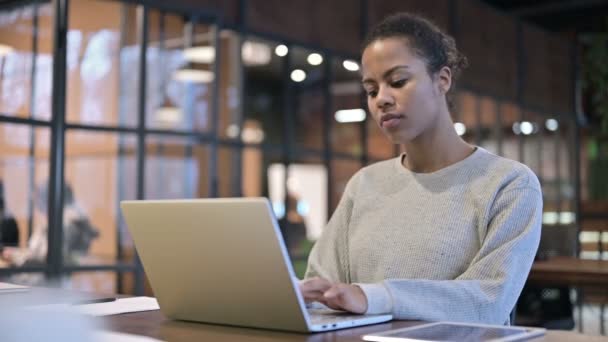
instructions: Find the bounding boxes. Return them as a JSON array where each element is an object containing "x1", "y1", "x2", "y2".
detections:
[
  {"x1": 226, "y1": 124, "x2": 240, "y2": 138},
  {"x1": 155, "y1": 106, "x2": 182, "y2": 124},
  {"x1": 290, "y1": 69, "x2": 306, "y2": 82},
  {"x1": 545, "y1": 118, "x2": 559, "y2": 131},
  {"x1": 173, "y1": 69, "x2": 214, "y2": 83},
  {"x1": 242, "y1": 41, "x2": 271, "y2": 66},
  {"x1": 512, "y1": 122, "x2": 521, "y2": 135},
  {"x1": 182, "y1": 46, "x2": 215, "y2": 63},
  {"x1": 275, "y1": 44, "x2": 288, "y2": 57},
  {"x1": 343, "y1": 60, "x2": 359, "y2": 72},
  {"x1": 520, "y1": 121, "x2": 533, "y2": 135},
  {"x1": 241, "y1": 127, "x2": 265, "y2": 143},
  {"x1": 307, "y1": 53, "x2": 323, "y2": 66},
  {"x1": 454, "y1": 122, "x2": 466, "y2": 136},
  {"x1": 335, "y1": 109, "x2": 366, "y2": 123}
]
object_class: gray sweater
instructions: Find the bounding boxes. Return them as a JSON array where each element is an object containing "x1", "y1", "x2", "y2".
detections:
[{"x1": 304, "y1": 147, "x2": 542, "y2": 324}]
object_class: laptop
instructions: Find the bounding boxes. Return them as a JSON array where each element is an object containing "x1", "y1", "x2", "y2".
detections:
[{"x1": 120, "y1": 198, "x2": 392, "y2": 333}]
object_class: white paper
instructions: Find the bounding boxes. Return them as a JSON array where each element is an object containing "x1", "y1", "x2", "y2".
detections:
[
  {"x1": 94, "y1": 331, "x2": 164, "y2": 342},
  {"x1": 0, "y1": 282, "x2": 29, "y2": 293},
  {"x1": 28, "y1": 296, "x2": 160, "y2": 316},
  {"x1": 78, "y1": 296, "x2": 160, "y2": 316}
]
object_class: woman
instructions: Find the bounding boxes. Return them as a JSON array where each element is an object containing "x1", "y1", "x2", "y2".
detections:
[{"x1": 299, "y1": 13, "x2": 542, "y2": 325}]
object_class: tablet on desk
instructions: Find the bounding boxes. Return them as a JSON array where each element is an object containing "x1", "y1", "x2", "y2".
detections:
[{"x1": 362, "y1": 321, "x2": 546, "y2": 342}]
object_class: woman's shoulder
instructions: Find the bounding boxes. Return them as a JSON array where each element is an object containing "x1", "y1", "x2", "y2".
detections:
[{"x1": 475, "y1": 148, "x2": 540, "y2": 193}]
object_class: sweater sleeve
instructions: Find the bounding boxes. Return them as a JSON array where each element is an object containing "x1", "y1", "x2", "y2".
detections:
[
  {"x1": 356, "y1": 183, "x2": 543, "y2": 324},
  {"x1": 303, "y1": 173, "x2": 359, "y2": 283}
]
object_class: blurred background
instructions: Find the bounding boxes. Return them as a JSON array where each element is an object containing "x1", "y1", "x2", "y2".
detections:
[{"x1": 0, "y1": 0, "x2": 607, "y2": 336}]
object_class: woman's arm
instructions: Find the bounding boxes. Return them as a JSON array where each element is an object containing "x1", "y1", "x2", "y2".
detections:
[{"x1": 356, "y1": 184, "x2": 542, "y2": 324}]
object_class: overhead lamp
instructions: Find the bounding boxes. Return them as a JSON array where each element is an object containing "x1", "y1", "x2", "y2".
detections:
[
  {"x1": 173, "y1": 69, "x2": 215, "y2": 83},
  {"x1": 275, "y1": 44, "x2": 288, "y2": 57},
  {"x1": 155, "y1": 106, "x2": 183, "y2": 125},
  {"x1": 335, "y1": 109, "x2": 366, "y2": 123},
  {"x1": 182, "y1": 46, "x2": 215, "y2": 63},
  {"x1": 343, "y1": 60, "x2": 359, "y2": 72},
  {"x1": 520, "y1": 121, "x2": 533, "y2": 135},
  {"x1": 290, "y1": 69, "x2": 306, "y2": 82},
  {"x1": 545, "y1": 118, "x2": 559, "y2": 131},
  {"x1": 307, "y1": 53, "x2": 323, "y2": 66},
  {"x1": 242, "y1": 41, "x2": 271, "y2": 66}
]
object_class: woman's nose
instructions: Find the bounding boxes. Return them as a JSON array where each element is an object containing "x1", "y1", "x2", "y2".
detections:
[{"x1": 375, "y1": 86, "x2": 394, "y2": 109}]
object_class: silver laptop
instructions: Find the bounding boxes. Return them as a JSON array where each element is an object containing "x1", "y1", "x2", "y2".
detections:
[{"x1": 120, "y1": 198, "x2": 392, "y2": 333}]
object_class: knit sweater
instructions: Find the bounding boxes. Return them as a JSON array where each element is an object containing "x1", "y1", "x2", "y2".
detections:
[{"x1": 304, "y1": 147, "x2": 542, "y2": 324}]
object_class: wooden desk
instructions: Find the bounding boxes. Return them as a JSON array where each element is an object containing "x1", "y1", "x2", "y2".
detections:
[
  {"x1": 528, "y1": 256, "x2": 608, "y2": 287},
  {"x1": 103, "y1": 310, "x2": 606, "y2": 341},
  {"x1": 528, "y1": 256, "x2": 608, "y2": 335},
  {"x1": 2, "y1": 286, "x2": 603, "y2": 341}
]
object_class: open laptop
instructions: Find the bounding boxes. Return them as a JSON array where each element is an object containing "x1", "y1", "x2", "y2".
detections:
[{"x1": 120, "y1": 198, "x2": 392, "y2": 333}]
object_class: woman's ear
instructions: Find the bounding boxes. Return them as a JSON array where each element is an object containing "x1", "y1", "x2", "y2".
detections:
[{"x1": 437, "y1": 66, "x2": 452, "y2": 94}]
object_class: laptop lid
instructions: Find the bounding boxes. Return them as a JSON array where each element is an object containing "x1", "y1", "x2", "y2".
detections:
[{"x1": 120, "y1": 198, "x2": 312, "y2": 332}]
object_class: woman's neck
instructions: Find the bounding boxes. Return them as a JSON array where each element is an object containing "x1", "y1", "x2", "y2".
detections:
[{"x1": 401, "y1": 113, "x2": 474, "y2": 173}]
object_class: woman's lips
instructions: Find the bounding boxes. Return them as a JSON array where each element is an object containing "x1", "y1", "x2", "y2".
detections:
[{"x1": 381, "y1": 114, "x2": 404, "y2": 129}]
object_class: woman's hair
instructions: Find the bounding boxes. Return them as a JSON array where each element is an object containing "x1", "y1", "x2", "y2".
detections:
[{"x1": 362, "y1": 13, "x2": 468, "y2": 95}]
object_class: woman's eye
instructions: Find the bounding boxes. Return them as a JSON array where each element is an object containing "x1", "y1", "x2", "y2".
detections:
[
  {"x1": 391, "y1": 79, "x2": 407, "y2": 88},
  {"x1": 366, "y1": 90, "x2": 378, "y2": 98}
]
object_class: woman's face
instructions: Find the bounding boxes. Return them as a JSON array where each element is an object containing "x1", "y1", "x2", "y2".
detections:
[{"x1": 361, "y1": 37, "x2": 449, "y2": 144}]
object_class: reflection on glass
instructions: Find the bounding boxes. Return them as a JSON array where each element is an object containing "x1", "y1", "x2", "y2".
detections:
[
  {"x1": 65, "y1": 0, "x2": 132, "y2": 126},
  {"x1": 292, "y1": 47, "x2": 325, "y2": 151},
  {"x1": 330, "y1": 159, "x2": 361, "y2": 213},
  {"x1": 367, "y1": 117, "x2": 396, "y2": 160},
  {"x1": 146, "y1": 11, "x2": 216, "y2": 132},
  {"x1": 522, "y1": 111, "x2": 541, "y2": 176},
  {"x1": 500, "y1": 101, "x2": 521, "y2": 162},
  {"x1": 268, "y1": 158, "x2": 327, "y2": 277},
  {"x1": 64, "y1": 130, "x2": 137, "y2": 267},
  {"x1": 457, "y1": 91, "x2": 479, "y2": 145},
  {"x1": 145, "y1": 135, "x2": 206, "y2": 199},
  {"x1": 217, "y1": 31, "x2": 243, "y2": 140},
  {"x1": 0, "y1": 123, "x2": 49, "y2": 272},
  {"x1": 68, "y1": 271, "x2": 116, "y2": 295},
  {"x1": 218, "y1": 146, "x2": 241, "y2": 197},
  {"x1": 243, "y1": 37, "x2": 284, "y2": 146},
  {"x1": 479, "y1": 96, "x2": 499, "y2": 155},
  {"x1": 0, "y1": 3, "x2": 53, "y2": 119},
  {"x1": 331, "y1": 58, "x2": 362, "y2": 156}
]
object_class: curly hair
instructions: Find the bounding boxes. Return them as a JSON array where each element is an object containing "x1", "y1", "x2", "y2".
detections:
[{"x1": 362, "y1": 13, "x2": 468, "y2": 91}]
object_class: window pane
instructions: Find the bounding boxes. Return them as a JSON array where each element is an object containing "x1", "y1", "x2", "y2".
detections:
[
  {"x1": 331, "y1": 58, "x2": 362, "y2": 156},
  {"x1": 66, "y1": 0, "x2": 139, "y2": 127},
  {"x1": 146, "y1": 11, "x2": 216, "y2": 132},
  {"x1": 0, "y1": 123, "x2": 50, "y2": 272},
  {"x1": 0, "y1": 3, "x2": 53, "y2": 120},
  {"x1": 64, "y1": 130, "x2": 137, "y2": 267},
  {"x1": 541, "y1": 116, "x2": 559, "y2": 215},
  {"x1": 66, "y1": 271, "x2": 117, "y2": 294},
  {"x1": 145, "y1": 135, "x2": 208, "y2": 199},
  {"x1": 217, "y1": 31, "x2": 242, "y2": 141},
  {"x1": 330, "y1": 158, "x2": 361, "y2": 213},
  {"x1": 218, "y1": 146, "x2": 241, "y2": 197},
  {"x1": 292, "y1": 47, "x2": 325, "y2": 151},
  {"x1": 367, "y1": 118, "x2": 396, "y2": 160},
  {"x1": 458, "y1": 91, "x2": 477, "y2": 145},
  {"x1": 243, "y1": 37, "x2": 284, "y2": 146},
  {"x1": 522, "y1": 111, "x2": 541, "y2": 176},
  {"x1": 268, "y1": 156, "x2": 327, "y2": 277},
  {"x1": 479, "y1": 96, "x2": 500, "y2": 155},
  {"x1": 500, "y1": 101, "x2": 521, "y2": 162}
]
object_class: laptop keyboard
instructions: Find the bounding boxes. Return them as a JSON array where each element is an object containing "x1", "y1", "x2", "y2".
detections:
[{"x1": 308, "y1": 308, "x2": 366, "y2": 325}]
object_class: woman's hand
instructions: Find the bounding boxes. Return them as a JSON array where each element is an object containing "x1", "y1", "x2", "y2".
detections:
[{"x1": 299, "y1": 277, "x2": 368, "y2": 314}]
